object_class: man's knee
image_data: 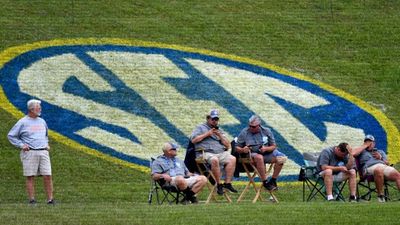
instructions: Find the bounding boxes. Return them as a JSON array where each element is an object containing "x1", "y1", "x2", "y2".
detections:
[
  {"x1": 210, "y1": 157, "x2": 220, "y2": 166},
  {"x1": 323, "y1": 169, "x2": 333, "y2": 177},
  {"x1": 198, "y1": 175, "x2": 208, "y2": 184},
  {"x1": 374, "y1": 167, "x2": 384, "y2": 177}
]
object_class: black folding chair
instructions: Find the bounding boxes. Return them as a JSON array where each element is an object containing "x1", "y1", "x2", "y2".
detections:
[
  {"x1": 355, "y1": 157, "x2": 395, "y2": 201},
  {"x1": 148, "y1": 157, "x2": 186, "y2": 205},
  {"x1": 300, "y1": 152, "x2": 347, "y2": 202}
]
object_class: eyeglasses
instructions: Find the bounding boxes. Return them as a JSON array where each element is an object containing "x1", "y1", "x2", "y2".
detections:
[
  {"x1": 211, "y1": 118, "x2": 219, "y2": 121},
  {"x1": 249, "y1": 124, "x2": 259, "y2": 128}
]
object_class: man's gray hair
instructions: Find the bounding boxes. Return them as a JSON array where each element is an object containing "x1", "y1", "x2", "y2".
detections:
[
  {"x1": 249, "y1": 115, "x2": 261, "y2": 124},
  {"x1": 27, "y1": 99, "x2": 41, "y2": 110}
]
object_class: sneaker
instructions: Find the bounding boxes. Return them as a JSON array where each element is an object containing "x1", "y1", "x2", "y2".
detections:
[
  {"x1": 189, "y1": 196, "x2": 199, "y2": 204},
  {"x1": 180, "y1": 198, "x2": 190, "y2": 205},
  {"x1": 377, "y1": 195, "x2": 386, "y2": 203},
  {"x1": 223, "y1": 183, "x2": 238, "y2": 193},
  {"x1": 28, "y1": 199, "x2": 37, "y2": 205},
  {"x1": 349, "y1": 195, "x2": 357, "y2": 203},
  {"x1": 47, "y1": 199, "x2": 56, "y2": 205},
  {"x1": 263, "y1": 180, "x2": 277, "y2": 191},
  {"x1": 217, "y1": 184, "x2": 224, "y2": 195}
]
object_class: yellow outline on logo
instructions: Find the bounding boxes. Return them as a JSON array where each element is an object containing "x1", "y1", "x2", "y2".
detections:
[{"x1": 1, "y1": 38, "x2": 399, "y2": 170}]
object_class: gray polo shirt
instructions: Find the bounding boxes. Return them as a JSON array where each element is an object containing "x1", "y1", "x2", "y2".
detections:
[
  {"x1": 151, "y1": 155, "x2": 188, "y2": 177},
  {"x1": 7, "y1": 115, "x2": 49, "y2": 149},
  {"x1": 236, "y1": 126, "x2": 276, "y2": 153},
  {"x1": 358, "y1": 148, "x2": 387, "y2": 171},
  {"x1": 316, "y1": 146, "x2": 350, "y2": 173},
  {"x1": 190, "y1": 123, "x2": 227, "y2": 154}
]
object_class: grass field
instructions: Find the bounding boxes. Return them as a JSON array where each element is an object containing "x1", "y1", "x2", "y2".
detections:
[{"x1": 1, "y1": 1, "x2": 400, "y2": 224}]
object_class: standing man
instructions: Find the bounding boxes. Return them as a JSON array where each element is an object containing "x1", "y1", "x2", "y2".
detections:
[
  {"x1": 236, "y1": 115, "x2": 287, "y2": 191},
  {"x1": 7, "y1": 99, "x2": 55, "y2": 205},
  {"x1": 151, "y1": 142, "x2": 207, "y2": 204},
  {"x1": 352, "y1": 135, "x2": 400, "y2": 202},
  {"x1": 316, "y1": 142, "x2": 357, "y2": 202},
  {"x1": 190, "y1": 109, "x2": 237, "y2": 195}
]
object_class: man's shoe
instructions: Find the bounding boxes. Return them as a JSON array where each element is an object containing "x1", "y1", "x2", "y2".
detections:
[
  {"x1": 189, "y1": 196, "x2": 199, "y2": 204},
  {"x1": 29, "y1": 199, "x2": 37, "y2": 205},
  {"x1": 223, "y1": 183, "x2": 238, "y2": 193},
  {"x1": 349, "y1": 195, "x2": 357, "y2": 203},
  {"x1": 263, "y1": 180, "x2": 277, "y2": 191},
  {"x1": 47, "y1": 199, "x2": 56, "y2": 205},
  {"x1": 217, "y1": 184, "x2": 224, "y2": 195},
  {"x1": 377, "y1": 195, "x2": 386, "y2": 203}
]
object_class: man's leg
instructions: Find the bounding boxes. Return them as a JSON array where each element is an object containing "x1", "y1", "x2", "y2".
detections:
[
  {"x1": 384, "y1": 169, "x2": 400, "y2": 190},
  {"x1": 253, "y1": 154, "x2": 267, "y2": 181},
  {"x1": 373, "y1": 167, "x2": 385, "y2": 195},
  {"x1": 26, "y1": 176, "x2": 35, "y2": 201},
  {"x1": 348, "y1": 169, "x2": 357, "y2": 197},
  {"x1": 321, "y1": 169, "x2": 333, "y2": 199},
  {"x1": 191, "y1": 175, "x2": 208, "y2": 194},
  {"x1": 209, "y1": 157, "x2": 221, "y2": 184},
  {"x1": 223, "y1": 155, "x2": 236, "y2": 183},
  {"x1": 43, "y1": 175, "x2": 54, "y2": 201}
]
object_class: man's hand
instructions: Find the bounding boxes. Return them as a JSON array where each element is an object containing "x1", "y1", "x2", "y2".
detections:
[
  {"x1": 21, "y1": 144, "x2": 30, "y2": 151},
  {"x1": 372, "y1": 151, "x2": 382, "y2": 160},
  {"x1": 338, "y1": 166, "x2": 348, "y2": 173},
  {"x1": 162, "y1": 174, "x2": 172, "y2": 182},
  {"x1": 243, "y1": 146, "x2": 251, "y2": 154}
]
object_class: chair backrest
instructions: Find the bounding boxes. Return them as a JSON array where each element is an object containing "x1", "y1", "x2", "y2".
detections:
[
  {"x1": 231, "y1": 139, "x2": 255, "y2": 177},
  {"x1": 302, "y1": 152, "x2": 321, "y2": 179},
  {"x1": 355, "y1": 156, "x2": 374, "y2": 182},
  {"x1": 184, "y1": 140, "x2": 198, "y2": 173},
  {"x1": 303, "y1": 152, "x2": 320, "y2": 167}
]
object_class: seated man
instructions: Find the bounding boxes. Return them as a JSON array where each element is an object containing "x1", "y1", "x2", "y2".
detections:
[
  {"x1": 190, "y1": 109, "x2": 238, "y2": 195},
  {"x1": 151, "y1": 142, "x2": 207, "y2": 204},
  {"x1": 235, "y1": 115, "x2": 287, "y2": 191},
  {"x1": 352, "y1": 135, "x2": 400, "y2": 202},
  {"x1": 316, "y1": 142, "x2": 357, "y2": 202}
]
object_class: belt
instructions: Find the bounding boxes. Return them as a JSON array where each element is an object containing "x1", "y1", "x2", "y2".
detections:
[{"x1": 29, "y1": 148, "x2": 47, "y2": 151}]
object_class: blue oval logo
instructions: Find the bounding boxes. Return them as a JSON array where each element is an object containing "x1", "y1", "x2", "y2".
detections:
[{"x1": 1, "y1": 39, "x2": 398, "y2": 180}]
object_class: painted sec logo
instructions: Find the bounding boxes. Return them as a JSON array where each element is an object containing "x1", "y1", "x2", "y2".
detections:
[{"x1": 0, "y1": 39, "x2": 399, "y2": 180}]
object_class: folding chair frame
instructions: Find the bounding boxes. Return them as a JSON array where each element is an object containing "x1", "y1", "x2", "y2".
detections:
[
  {"x1": 236, "y1": 152, "x2": 278, "y2": 203},
  {"x1": 195, "y1": 148, "x2": 232, "y2": 204},
  {"x1": 301, "y1": 166, "x2": 347, "y2": 202}
]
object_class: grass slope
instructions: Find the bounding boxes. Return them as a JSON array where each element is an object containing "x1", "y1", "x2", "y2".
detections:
[{"x1": 1, "y1": 1, "x2": 400, "y2": 224}]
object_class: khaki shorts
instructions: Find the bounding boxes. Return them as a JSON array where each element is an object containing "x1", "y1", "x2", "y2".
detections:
[
  {"x1": 203, "y1": 151, "x2": 232, "y2": 165},
  {"x1": 366, "y1": 164, "x2": 396, "y2": 177},
  {"x1": 20, "y1": 150, "x2": 52, "y2": 176},
  {"x1": 170, "y1": 175, "x2": 199, "y2": 189},
  {"x1": 319, "y1": 169, "x2": 354, "y2": 182}
]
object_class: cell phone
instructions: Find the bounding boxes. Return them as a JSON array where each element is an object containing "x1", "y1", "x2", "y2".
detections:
[
  {"x1": 372, "y1": 148, "x2": 378, "y2": 152},
  {"x1": 214, "y1": 126, "x2": 219, "y2": 130}
]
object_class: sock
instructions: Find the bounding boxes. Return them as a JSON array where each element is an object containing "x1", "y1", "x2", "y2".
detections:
[
  {"x1": 327, "y1": 195, "x2": 334, "y2": 200},
  {"x1": 184, "y1": 187, "x2": 195, "y2": 198}
]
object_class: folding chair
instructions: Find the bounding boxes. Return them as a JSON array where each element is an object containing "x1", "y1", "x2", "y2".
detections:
[
  {"x1": 194, "y1": 148, "x2": 232, "y2": 204},
  {"x1": 300, "y1": 152, "x2": 347, "y2": 202},
  {"x1": 355, "y1": 157, "x2": 395, "y2": 201},
  {"x1": 148, "y1": 157, "x2": 186, "y2": 205},
  {"x1": 232, "y1": 140, "x2": 278, "y2": 203}
]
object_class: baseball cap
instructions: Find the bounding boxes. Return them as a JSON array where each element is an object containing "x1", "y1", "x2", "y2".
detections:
[
  {"x1": 162, "y1": 142, "x2": 179, "y2": 151},
  {"x1": 364, "y1": 134, "x2": 375, "y2": 142},
  {"x1": 209, "y1": 109, "x2": 219, "y2": 119}
]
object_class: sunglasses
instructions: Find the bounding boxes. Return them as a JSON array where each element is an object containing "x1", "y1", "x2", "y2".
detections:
[
  {"x1": 249, "y1": 125, "x2": 259, "y2": 128},
  {"x1": 169, "y1": 148, "x2": 177, "y2": 151},
  {"x1": 211, "y1": 118, "x2": 219, "y2": 121}
]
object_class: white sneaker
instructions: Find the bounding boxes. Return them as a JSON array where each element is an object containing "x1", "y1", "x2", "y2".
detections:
[{"x1": 377, "y1": 195, "x2": 386, "y2": 203}]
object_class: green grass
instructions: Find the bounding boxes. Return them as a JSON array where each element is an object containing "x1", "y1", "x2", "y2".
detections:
[{"x1": 1, "y1": 0, "x2": 400, "y2": 224}]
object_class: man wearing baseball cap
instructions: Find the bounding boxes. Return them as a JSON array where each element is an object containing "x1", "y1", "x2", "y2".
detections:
[
  {"x1": 151, "y1": 142, "x2": 207, "y2": 204},
  {"x1": 190, "y1": 109, "x2": 238, "y2": 195},
  {"x1": 352, "y1": 135, "x2": 400, "y2": 202}
]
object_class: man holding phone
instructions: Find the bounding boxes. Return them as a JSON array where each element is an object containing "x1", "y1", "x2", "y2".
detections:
[
  {"x1": 190, "y1": 109, "x2": 237, "y2": 195},
  {"x1": 352, "y1": 135, "x2": 400, "y2": 202},
  {"x1": 235, "y1": 115, "x2": 287, "y2": 191}
]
